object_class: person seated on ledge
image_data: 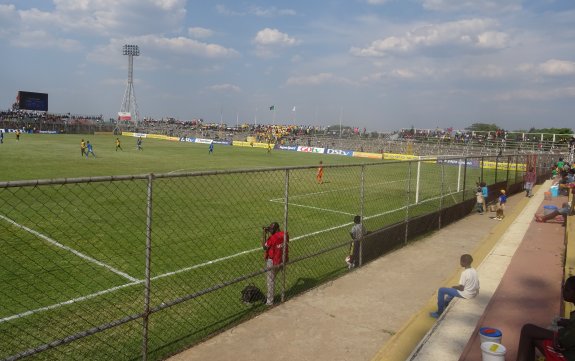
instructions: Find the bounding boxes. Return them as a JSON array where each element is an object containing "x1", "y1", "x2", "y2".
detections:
[
  {"x1": 535, "y1": 202, "x2": 570, "y2": 225},
  {"x1": 516, "y1": 276, "x2": 575, "y2": 361},
  {"x1": 430, "y1": 254, "x2": 480, "y2": 319}
]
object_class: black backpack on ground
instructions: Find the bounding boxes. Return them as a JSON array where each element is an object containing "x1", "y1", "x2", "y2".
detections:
[{"x1": 241, "y1": 284, "x2": 265, "y2": 304}]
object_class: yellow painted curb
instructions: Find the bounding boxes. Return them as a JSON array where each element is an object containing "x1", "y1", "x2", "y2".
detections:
[
  {"x1": 371, "y1": 184, "x2": 536, "y2": 361},
  {"x1": 564, "y1": 191, "x2": 575, "y2": 318}
]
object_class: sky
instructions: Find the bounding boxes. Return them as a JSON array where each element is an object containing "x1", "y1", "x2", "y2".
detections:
[{"x1": 1, "y1": 0, "x2": 574, "y2": 132}]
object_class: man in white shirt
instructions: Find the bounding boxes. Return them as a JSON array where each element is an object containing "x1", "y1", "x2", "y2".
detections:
[{"x1": 430, "y1": 254, "x2": 480, "y2": 318}]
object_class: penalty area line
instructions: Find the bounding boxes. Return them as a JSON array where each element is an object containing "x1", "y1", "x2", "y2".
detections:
[
  {"x1": 0, "y1": 281, "x2": 141, "y2": 324},
  {"x1": 0, "y1": 214, "x2": 139, "y2": 283},
  {"x1": 269, "y1": 199, "x2": 355, "y2": 216}
]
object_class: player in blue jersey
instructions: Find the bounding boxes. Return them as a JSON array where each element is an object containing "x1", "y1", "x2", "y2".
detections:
[{"x1": 85, "y1": 141, "x2": 96, "y2": 158}]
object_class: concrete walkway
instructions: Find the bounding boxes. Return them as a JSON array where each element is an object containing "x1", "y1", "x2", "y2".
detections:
[
  {"x1": 405, "y1": 181, "x2": 558, "y2": 361},
  {"x1": 169, "y1": 186, "x2": 540, "y2": 361}
]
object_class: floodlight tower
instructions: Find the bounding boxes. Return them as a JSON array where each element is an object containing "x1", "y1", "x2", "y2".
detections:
[{"x1": 119, "y1": 44, "x2": 141, "y2": 125}]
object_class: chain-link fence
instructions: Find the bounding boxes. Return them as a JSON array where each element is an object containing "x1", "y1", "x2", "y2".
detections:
[{"x1": 0, "y1": 153, "x2": 555, "y2": 360}]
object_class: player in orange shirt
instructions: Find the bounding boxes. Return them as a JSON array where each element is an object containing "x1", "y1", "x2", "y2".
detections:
[{"x1": 316, "y1": 160, "x2": 324, "y2": 184}]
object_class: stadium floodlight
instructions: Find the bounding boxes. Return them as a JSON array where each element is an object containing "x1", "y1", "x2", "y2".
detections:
[
  {"x1": 122, "y1": 44, "x2": 140, "y2": 56},
  {"x1": 118, "y1": 44, "x2": 141, "y2": 128}
]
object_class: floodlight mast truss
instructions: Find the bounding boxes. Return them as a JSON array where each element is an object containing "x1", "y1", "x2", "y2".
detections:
[{"x1": 119, "y1": 44, "x2": 141, "y2": 125}]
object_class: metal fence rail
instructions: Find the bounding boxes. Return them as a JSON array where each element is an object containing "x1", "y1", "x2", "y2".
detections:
[{"x1": 0, "y1": 154, "x2": 555, "y2": 360}]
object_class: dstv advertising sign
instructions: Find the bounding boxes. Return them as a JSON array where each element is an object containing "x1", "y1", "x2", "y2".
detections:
[{"x1": 326, "y1": 149, "x2": 353, "y2": 156}]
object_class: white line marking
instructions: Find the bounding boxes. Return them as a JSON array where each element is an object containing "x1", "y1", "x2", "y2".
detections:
[
  {"x1": 0, "y1": 281, "x2": 141, "y2": 323},
  {"x1": 269, "y1": 178, "x2": 408, "y2": 216},
  {"x1": 270, "y1": 178, "x2": 406, "y2": 202},
  {"x1": 0, "y1": 188, "x2": 461, "y2": 324},
  {"x1": 269, "y1": 199, "x2": 356, "y2": 216},
  {"x1": 0, "y1": 214, "x2": 139, "y2": 283}
]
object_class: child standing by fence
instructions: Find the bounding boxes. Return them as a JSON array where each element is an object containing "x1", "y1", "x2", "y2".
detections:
[
  {"x1": 475, "y1": 186, "x2": 484, "y2": 214},
  {"x1": 496, "y1": 189, "x2": 507, "y2": 220}
]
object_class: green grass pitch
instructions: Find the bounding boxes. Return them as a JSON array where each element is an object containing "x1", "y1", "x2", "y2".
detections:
[{"x1": 0, "y1": 134, "x2": 517, "y2": 360}]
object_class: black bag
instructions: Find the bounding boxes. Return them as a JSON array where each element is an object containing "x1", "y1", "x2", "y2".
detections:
[{"x1": 241, "y1": 284, "x2": 264, "y2": 304}]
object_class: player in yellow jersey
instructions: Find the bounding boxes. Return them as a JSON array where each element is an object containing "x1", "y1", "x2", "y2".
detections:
[
  {"x1": 80, "y1": 139, "x2": 86, "y2": 157},
  {"x1": 115, "y1": 137, "x2": 123, "y2": 151}
]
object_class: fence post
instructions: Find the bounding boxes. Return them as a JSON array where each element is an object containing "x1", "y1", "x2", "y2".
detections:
[
  {"x1": 457, "y1": 158, "x2": 462, "y2": 192},
  {"x1": 462, "y1": 157, "x2": 468, "y2": 202},
  {"x1": 405, "y1": 161, "x2": 412, "y2": 245},
  {"x1": 495, "y1": 156, "x2": 499, "y2": 183},
  {"x1": 280, "y1": 169, "x2": 289, "y2": 303},
  {"x1": 415, "y1": 157, "x2": 421, "y2": 204},
  {"x1": 481, "y1": 156, "x2": 484, "y2": 184},
  {"x1": 515, "y1": 154, "x2": 519, "y2": 185},
  {"x1": 142, "y1": 174, "x2": 154, "y2": 361},
  {"x1": 506, "y1": 155, "x2": 511, "y2": 186},
  {"x1": 359, "y1": 165, "x2": 365, "y2": 267},
  {"x1": 439, "y1": 160, "x2": 445, "y2": 229}
]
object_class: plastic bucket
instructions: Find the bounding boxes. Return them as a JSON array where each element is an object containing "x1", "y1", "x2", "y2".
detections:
[
  {"x1": 481, "y1": 342, "x2": 506, "y2": 361},
  {"x1": 479, "y1": 327, "x2": 502, "y2": 344},
  {"x1": 544, "y1": 205, "x2": 559, "y2": 216},
  {"x1": 551, "y1": 186, "x2": 559, "y2": 197}
]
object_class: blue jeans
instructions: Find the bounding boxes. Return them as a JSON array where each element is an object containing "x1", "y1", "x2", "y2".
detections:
[{"x1": 437, "y1": 287, "x2": 463, "y2": 314}]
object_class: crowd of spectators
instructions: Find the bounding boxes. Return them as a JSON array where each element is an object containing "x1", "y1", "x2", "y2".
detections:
[
  {"x1": 399, "y1": 127, "x2": 574, "y2": 145},
  {"x1": 1, "y1": 109, "x2": 573, "y2": 156},
  {"x1": 1, "y1": 109, "x2": 105, "y2": 133}
]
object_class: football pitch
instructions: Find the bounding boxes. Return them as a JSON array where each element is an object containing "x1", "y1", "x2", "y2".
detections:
[{"x1": 0, "y1": 134, "x2": 516, "y2": 360}]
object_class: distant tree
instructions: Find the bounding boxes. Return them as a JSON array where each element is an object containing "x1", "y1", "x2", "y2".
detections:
[
  {"x1": 526, "y1": 127, "x2": 572, "y2": 134},
  {"x1": 327, "y1": 124, "x2": 353, "y2": 132},
  {"x1": 465, "y1": 123, "x2": 500, "y2": 132}
]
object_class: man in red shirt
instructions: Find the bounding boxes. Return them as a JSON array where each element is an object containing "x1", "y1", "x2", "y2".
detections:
[{"x1": 263, "y1": 222, "x2": 289, "y2": 306}]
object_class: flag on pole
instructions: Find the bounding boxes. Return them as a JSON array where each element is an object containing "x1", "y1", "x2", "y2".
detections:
[
  {"x1": 269, "y1": 105, "x2": 275, "y2": 111},
  {"x1": 292, "y1": 106, "x2": 296, "y2": 112}
]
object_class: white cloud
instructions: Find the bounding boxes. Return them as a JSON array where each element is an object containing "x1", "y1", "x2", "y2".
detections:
[
  {"x1": 11, "y1": 30, "x2": 81, "y2": 50},
  {"x1": 476, "y1": 31, "x2": 509, "y2": 49},
  {"x1": 495, "y1": 87, "x2": 575, "y2": 101},
  {"x1": 208, "y1": 84, "x2": 241, "y2": 92},
  {"x1": 88, "y1": 35, "x2": 238, "y2": 68},
  {"x1": 16, "y1": 0, "x2": 187, "y2": 37},
  {"x1": 366, "y1": 0, "x2": 393, "y2": 4},
  {"x1": 539, "y1": 59, "x2": 575, "y2": 76},
  {"x1": 351, "y1": 18, "x2": 509, "y2": 57},
  {"x1": 188, "y1": 27, "x2": 214, "y2": 39},
  {"x1": 249, "y1": 6, "x2": 296, "y2": 17},
  {"x1": 253, "y1": 28, "x2": 299, "y2": 58},
  {"x1": 464, "y1": 64, "x2": 505, "y2": 78},
  {"x1": 517, "y1": 59, "x2": 575, "y2": 76},
  {"x1": 253, "y1": 28, "x2": 299, "y2": 46},
  {"x1": 420, "y1": 0, "x2": 521, "y2": 13},
  {"x1": 216, "y1": 4, "x2": 296, "y2": 17},
  {"x1": 286, "y1": 73, "x2": 355, "y2": 86},
  {"x1": 0, "y1": 4, "x2": 18, "y2": 37},
  {"x1": 215, "y1": 4, "x2": 242, "y2": 16},
  {"x1": 112, "y1": 35, "x2": 237, "y2": 59},
  {"x1": 362, "y1": 67, "x2": 436, "y2": 82}
]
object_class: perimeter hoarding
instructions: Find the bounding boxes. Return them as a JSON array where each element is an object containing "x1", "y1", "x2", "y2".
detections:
[
  {"x1": 326, "y1": 149, "x2": 354, "y2": 156},
  {"x1": 297, "y1": 146, "x2": 325, "y2": 154}
]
